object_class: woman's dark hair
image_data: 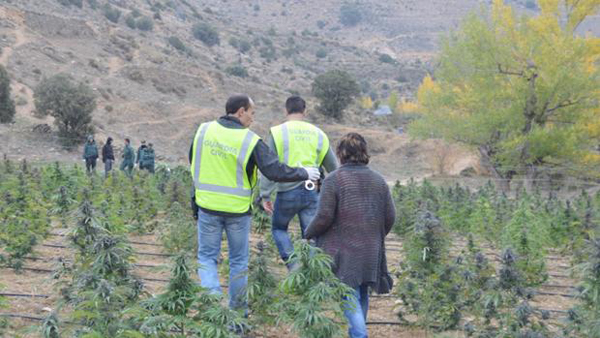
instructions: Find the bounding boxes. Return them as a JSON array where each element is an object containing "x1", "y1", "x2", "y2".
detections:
[
  {"x1": 336, "y1": 132, "x2": 370, "y2": 165},
  {"x1": 226, "y1": 94, "x2": 252, "y2": 115},
  {"x1": 286, "y1": 96, "x2": 306, "y2": 114}
]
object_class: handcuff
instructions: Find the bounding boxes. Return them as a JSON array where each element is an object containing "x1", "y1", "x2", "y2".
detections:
[
  {"x1": 304, "y1": 180, "x2": 316, "y2": 191},
  {"x1": 298, "y1": 162, "x2": 317, "y2": 191}
]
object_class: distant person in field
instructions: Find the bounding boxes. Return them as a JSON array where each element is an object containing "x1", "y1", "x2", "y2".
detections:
[
  {"x1": 305, "y1": 133, "x2": 396, "y2": 338},
  {"x1": 82, "y1": 135, "x2": 99, "y2": 174},
  {"x1": 143, "y1": 143, "x2": 156, "y2": 173},
  {"x1": 102, "y1": 136, "x2": 115, "y2": 178},
  {"x1": 120, "y1": 138, "x2": 135, "y2": 176},
  {"x1": 189, "y1": 94, "x2": 319, "y2": 313},
  {"x1": 136, "y1": 140, "x2": 148, "y2": 170},
  {"x1": 260, "y1": 95, "x2": 338, "y2": 270}
]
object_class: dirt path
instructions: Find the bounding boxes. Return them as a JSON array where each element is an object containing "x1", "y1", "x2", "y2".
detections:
[{"x1": 0, "y1": 23, "x2": 29, "y2": 66}]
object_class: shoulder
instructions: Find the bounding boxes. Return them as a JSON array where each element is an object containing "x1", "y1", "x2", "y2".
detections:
[
  {"x1": 366, "y1": 167, "x2": 389, "y2": 187},
  {"x1": 322, "y1": 170, "x2": 339, "y2": 184}
]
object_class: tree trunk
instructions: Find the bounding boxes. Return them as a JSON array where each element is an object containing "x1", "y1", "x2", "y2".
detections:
[{"x1": 478, "y1": 145, "x2": 511, "y2": 193}]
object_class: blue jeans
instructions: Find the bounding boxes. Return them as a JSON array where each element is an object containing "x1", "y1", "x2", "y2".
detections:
[
  {"x1": 271, "y1": 185, "x2": 318, "y2": 262},
  {"x1": 343, "y1": 284, "x2": 369, "y2": 338},
  {"x1": 197, "y1": 209, "x2": 251, "y2": 310}
]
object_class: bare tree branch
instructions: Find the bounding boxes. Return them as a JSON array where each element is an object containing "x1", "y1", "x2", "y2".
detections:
[{"x1": 497, "y1": 63, "x2": 524, "y2": 76}]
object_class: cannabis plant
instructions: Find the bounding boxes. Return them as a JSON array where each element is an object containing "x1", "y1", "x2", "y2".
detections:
[
  {"x1": 279, "y1": 240, "x2": 353, "y2": 338},
  {"x1": 565, "y1": 238, "x2": 600, "y2": 338}
]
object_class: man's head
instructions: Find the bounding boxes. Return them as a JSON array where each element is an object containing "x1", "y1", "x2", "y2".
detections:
[
  {"x1": 125, "y1": 138, "x2": 130, "y2": 145},
  {"x1": 141, "y1": 140, "x2": 146, "y2": 145},
  {"x1": 107, "y1": 137, "x2": 113, "y2": 144},
  {"x1": 226, "y1": 94, "x2": 255, "y2": 127},
  {"x1": 87, "y1": 135, "x2": 94, "y2": 143},
  {"x1": 148, "y1": 143, "x2": 153, "y2": 148},
  {"x1": 285, "y1": 96, "x2": 306, "y2": 115}
]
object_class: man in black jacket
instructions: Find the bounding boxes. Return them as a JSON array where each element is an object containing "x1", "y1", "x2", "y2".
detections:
[{"x1": 102, "y1": 137, "x2": 115, "y2": 178}]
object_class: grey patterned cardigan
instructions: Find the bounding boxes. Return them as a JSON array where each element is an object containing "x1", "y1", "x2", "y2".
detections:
[{"x1": 305, "y1": 163, "x2": 396, "y2": 290}]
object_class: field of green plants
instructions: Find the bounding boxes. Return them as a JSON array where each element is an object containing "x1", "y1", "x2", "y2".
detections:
[{"x1": 0, "y1": 157, "x2": 599, "y2": 338}]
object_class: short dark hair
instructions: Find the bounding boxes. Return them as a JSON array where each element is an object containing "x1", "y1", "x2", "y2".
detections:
[
  {"x1": 336, "y1": 132, "x2": 370, "y2": 165},
  {"x1": 285, "y1": 96, "x2": 306, "y2": 114},
  {"x1": 125, "y1": 138, "x2": 130, "y2": 143},
  {"x1": 226, "y1": 95, "x2": 252, "y2": 115}
]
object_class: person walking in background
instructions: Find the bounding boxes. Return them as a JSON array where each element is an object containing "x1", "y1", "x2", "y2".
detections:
[
  {"x1": 82, "y1": 135, "x2": 99, "y2": 174},
  {"x1": 143, "y1": 143, "x2": 156, "y2": 173},
  {"x1": 305, "y1": 133, "x2": 396, "y2": 338},
  {"x1": 136, "y1": 140, "x2": 147, "y2": 170},
  {"x1": 260, "y1": 96, "x2": 338, "y2": 269},
  {"x1": 120, "y1": 138, "x2": 135, "y2": 176},
  {"x1": 102, "y1": 136, "x2": 115, "y2": 178},
  {"x1": 189, "y1": 94, "x2": 320, "y2": 314}
]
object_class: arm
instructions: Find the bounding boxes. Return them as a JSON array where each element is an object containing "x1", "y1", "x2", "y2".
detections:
[
  {"x1": 383, "y1": 184, "x2": 396, "y2": 235},
  {"x1": 259, "y1": 135, "x2": 278, "y2": 201},
  {"x1": 252, "y1": 140, "x2": 308, "y2": 182},
  {"x1": 305, "y1": 174, "x2": 337, "y2": 239},
  {"x1": 321, "y1": 147, "x2": 339, "y2": 174}
]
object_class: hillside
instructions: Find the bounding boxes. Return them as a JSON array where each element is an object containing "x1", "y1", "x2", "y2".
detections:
[{"x1": 5, "y1": 0, "x2": 594, "y2": 178}]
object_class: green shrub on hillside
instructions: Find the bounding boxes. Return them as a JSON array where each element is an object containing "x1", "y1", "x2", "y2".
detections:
[
  {"x1": 125, "y1": 15, "x2": 136, "y2": 29},
  {"x1": 57, "y1": 0, "x2": 82, "y2": 8},
  {"x1": 0, "y1": 65, "x2": 15, "y2": 124},
  {"x1": 339, "y1": 3, "x2": 362, "y2": 27},
  {"x1": 379, "y1": 53, "x2": 395, "y2": 64},
  {"x1": 103, "y1": 4, "x2": 121, "y2": 23},
  {"x1": 192, "y1": 23, "x2": 220, "y2": 46},
  {"x1": 34, "y1": 74, "x2": 96, "y2": 147},
  {"x1": 226, "y1": 65, "x2": 249, "y2": 78},
  {"x1": 168, "y1": 36, "x2": 186, "y2": 52},
  {"x1": 315, "y1": 48, "x2": 327, "y2": 58},
  {"x1": 311, "y1": 69, "x2": 359, "y2": 119},
  {"x1": 136, "y1": 16, "x2": 154, "y2": 31}
]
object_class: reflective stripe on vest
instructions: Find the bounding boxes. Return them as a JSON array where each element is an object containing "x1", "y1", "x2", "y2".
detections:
[
  {"x1": 272, "y1": 121, "x2": 329, "y2": 167},
  {"x1": 190, "y1": 121, "x2": 260, "y2": 213}
]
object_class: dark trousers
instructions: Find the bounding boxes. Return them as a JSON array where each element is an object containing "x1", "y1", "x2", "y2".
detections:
[{"x1": 85, "y1": 158, "x2": 97, "y2": 173}]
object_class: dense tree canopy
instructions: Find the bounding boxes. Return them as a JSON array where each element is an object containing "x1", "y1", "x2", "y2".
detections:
[
  {"x1": 411, "y1": 0, "x2": 600, "y2": 186},
  {"x1": 34, "y1": 74, "x2": 96, "y2": 146}
]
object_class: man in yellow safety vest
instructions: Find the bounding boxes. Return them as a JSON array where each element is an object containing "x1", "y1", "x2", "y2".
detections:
[
  {"x1": 189, "y1": 94, "x2": 319, "y2": 313},
  {"x1": 260, "y1": 96, "x2": 338, "y2": 269}
]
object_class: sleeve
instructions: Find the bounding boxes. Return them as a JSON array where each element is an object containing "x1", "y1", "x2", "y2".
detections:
[
  {"x1": 321, "y1": 147, "x2": 339, "y2": 173},
  {"x1": 252, "y1": 140, "x2": 308, "y2": 182},
  {"x1": 383, "y1": 183, "x2": 396, "y2": 235},
  {"x1": 305, "y1": 174, "x2": 337, "y2": 239},
  {"x1": 259, "y1": 134, "x2": 278, "y2": 201},
  {"x1": 136, "y1": 148, "x2": 141, "y2": 163}
]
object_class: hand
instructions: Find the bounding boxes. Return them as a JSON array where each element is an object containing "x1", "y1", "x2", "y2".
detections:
[
  {"x1": 262, "y1": 200, "x2": 274, "y2": 215},
  {"x1": 303, "y1": 167, "x2": 320, "y2": 181}
]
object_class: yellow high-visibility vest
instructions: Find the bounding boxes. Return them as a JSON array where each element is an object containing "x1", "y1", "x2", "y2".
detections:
[
  {"x1": 190, "y1": 121, "x2": 260, "y2": 213},
  {"x1": 271, "y1": 120, "x2": 329, "y2": 167}
]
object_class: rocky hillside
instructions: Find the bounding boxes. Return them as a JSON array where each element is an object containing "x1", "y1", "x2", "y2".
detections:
[{"x1": 5, "y1": 0, "x2": 592, "y2": 179}]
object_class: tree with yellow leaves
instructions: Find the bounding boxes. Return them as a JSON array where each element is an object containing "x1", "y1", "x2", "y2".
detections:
[{"x1": 411, "y1": 0, "x2": 600, "y2": 190}]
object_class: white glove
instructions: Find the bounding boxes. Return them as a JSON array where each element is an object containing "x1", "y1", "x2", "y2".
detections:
[{"x1": 303, "y1": 167, "x2": 320, "y2": 181}]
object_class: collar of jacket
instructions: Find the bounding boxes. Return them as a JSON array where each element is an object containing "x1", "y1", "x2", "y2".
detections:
[
  {"x1": 340, "y1": 162, "x2": 368, "y2": 169},
  {"x1": 218, "y1": 115, "x2": 244, "y2": 129}
]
